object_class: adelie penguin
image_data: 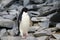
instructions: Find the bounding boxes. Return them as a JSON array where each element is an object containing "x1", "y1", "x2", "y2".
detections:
[{"x1": 18, "y1": 7, "x2": 32, "y2": 38}]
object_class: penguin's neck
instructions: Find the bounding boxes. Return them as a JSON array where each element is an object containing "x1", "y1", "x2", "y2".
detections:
[
  {"x1": 23, "y1": 12, "x2": 27, "y2": 14},
  {"x1": 22, "y1": 12, "x2": 29, "y2": 21}
]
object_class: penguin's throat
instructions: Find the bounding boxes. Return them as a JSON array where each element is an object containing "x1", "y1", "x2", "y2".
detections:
[{"x1": 23, "y1": 12, "x2": 27, "y2": 14}]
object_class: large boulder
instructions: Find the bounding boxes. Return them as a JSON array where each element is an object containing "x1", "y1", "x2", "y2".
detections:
[{"x1": 0, "y1": 18, "x2": 14, "y2": 28}]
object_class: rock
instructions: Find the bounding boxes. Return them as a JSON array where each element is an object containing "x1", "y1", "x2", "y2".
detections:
[
  {"x1": 9, "y1": 3, "x2": 19, "y2": 10},
  {"x1": 28, "y1": 26, "x2": 39, "y2": 33},
  {"x1": 33, "y1": 22, "x2": 39, "y2": 26},
  {"x1": 7, "y1": 30, "x2": 17, "y2": 36},
  {"x1": 38, "y1": 21, "x2": 49, "y2": 28},
  {"x1": 31, "y1": 17, "x2": 39, "y2": 22},
  {"x1": 18, "y1": 6, "x2": 23, "y2": 12},
  {"x1": 33, "y1": 29, "x2": 52, "y2": 37},
  {"x1": 7, "y1": 26, "x2": 18, "y2": 36},
  {"x1": 31, "y1": 0, "x2": 44, "y2": 4},
  {"x1": 0, "y1": 29, "x2": 8, "y2": 37},
  {"x1": 26, "y1": 5, "x2": 33, "y2": 9},
  {"x1": 9, "y1": 9, "x2": 19, "y2": 15},
  {"x1": 38, "y1": 6, "x2": 52, "y2": 14},
  {"x1": 56, "y1": 23, "x2": 60, "y2": 29},
  {"x1": 23, "y1": 0, "x2": 29, "y2": 6},
  {"x1": 1, "y1": 0, "x2": 14, "y2": 7},
  {"x1": 47, "y1": 12, "x2": 57, "y2": 19},
  {"x1": 28, "y1": 11, "x2": 40, "y2": 17},
  {"x1": 0, "y1": 16, "x2": 4, "y2": 19},
  {"x1": 2, "y1": 15, "x2": 16, "y2": 20},
  {"x1": 26, "y1": 36, "x2": 37, "y2": 40},
  {"x1": 49, "y1": 38, "x2": 57, "y2": 40},
  {"x1": 52, "y1": 34, "x2": 60, "y2": 40},
  {"x1": 44, "y1": 28, "x2": 57, "y2": 33},
  {"x1": 0, "y1": 11, "x2": 8, "y2": 15},
  {"x1": 1, "y1": 36, "x2": 37, "y2": 40},
  {"x1": 36, "y1": 36, "x2": 48, "y2": 40},
  {"x1": 1, "y1": 36, "x2": 21, "y2": 40},
  {"x1": 0, "y1": 19, "x2": 14, "y2": 28},
  {"x1": 31, "y1": 17, "x2": 49, "y2": 22}
]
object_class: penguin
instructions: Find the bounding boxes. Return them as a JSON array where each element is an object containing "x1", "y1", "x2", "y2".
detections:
[{"x1": 18, "y1": 7, "x2": 32, "y2": 38}]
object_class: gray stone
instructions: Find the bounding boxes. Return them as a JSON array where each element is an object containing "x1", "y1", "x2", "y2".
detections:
[
  {"x1": 38, "y1": 21, "x2": 49, "y2": 28},
  {"x1": 7, "y1": 30, "x2": 16, "y2": 36},
  {"x1": 0, "y1": 19, "x2": 14, "y2": 28},
  {"x1": 49, "y1": 38, "x2": 57, "y2": 40},
  {"x1": 33, "y1": 29, "x2": 52, "y2": 37},
  {"x1": 0, "y1": 16, "x2": 4, "y2": 19},
  {"x1": 2, "y1": 15, "x2": 16, "y2": 20},
  {"x1": 38, "y1": 6, "x2": 55, "y2": 15},
  {"x1": 44, "y1": 28, "x2": 57, "y2": 33},
  {"x1": 31, "y1": 17, "x2": 39, "y2": 22},
  {"x1": 7, "y1": 26, "x2": 18, "y2": 36},
  {"x1": 56, "y1": 23, "x2": 60, "y2": 29},
  {"x1": 47, "y1": 12, "x2": 57, "y2": 19},
  {"x1": 28, "y1": 11, "x2": 40, "y2": 17},
  {"x1": 28, "y1": 26, "x2": 39, "y2": 33},
  {"x1": 26, "y1": 36, "x2": 37, "y2": 40},
  {"x1": 52, "y1": 34, "x2": 60, "y2": 40},
  {"x1": 26, "y1": 5, "x2": 33, "y2": 9},
  {"x1": 36, "y1": 36, "x2": 48, "y2": 40},
  {"x1": 1, "y1": 36, "x2": 37, "y2": 40},
  {"x1": 18, "y1": 6, "x2": 23, "y2": 12},
  {"x1": 0, "y1": 11, "x2": 8, "y2": 15},
  {"x1": 1, "y1": 36, "x2": 21, "y2": 40},
  {"x1": 0, "y1": 29, "x2": 8, "y2": 37},
  {"x1": 9, "y1": 4, "x2": 19, "y2": 10},
  {"x1": 23, "y1": 0, "x2": 29, "y2": 6},
  {"x1": 1, "y1": 0, "x2": 14, "y2": 7},
  {"x1": 31, "y1": 17, "x2": 49, "y2": 22},
  {"x1": 9, "y1": 9, "x2": 19, "y2": 15},
  {"x1": 31, "y1": 0, "x2": 44, "y2": 4}
]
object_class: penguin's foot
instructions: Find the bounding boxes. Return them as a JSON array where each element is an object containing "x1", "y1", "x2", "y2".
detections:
[{"x1": 21, "y1": 33, "x2": 28, "y2": 39}]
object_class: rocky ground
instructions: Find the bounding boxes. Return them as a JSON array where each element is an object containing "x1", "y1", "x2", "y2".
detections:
[{"x1": 0, "y1": 0, "x2": 60, "y2": 40}]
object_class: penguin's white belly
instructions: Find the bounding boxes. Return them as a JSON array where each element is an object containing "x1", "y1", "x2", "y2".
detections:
[{"x1": 20, "y1": 13, "x2": 30, "y2": 33}]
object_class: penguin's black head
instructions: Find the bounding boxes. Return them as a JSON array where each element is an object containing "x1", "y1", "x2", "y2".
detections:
[{"x1": 22, "y1": 7, "x2": 28, "y2": 12}]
